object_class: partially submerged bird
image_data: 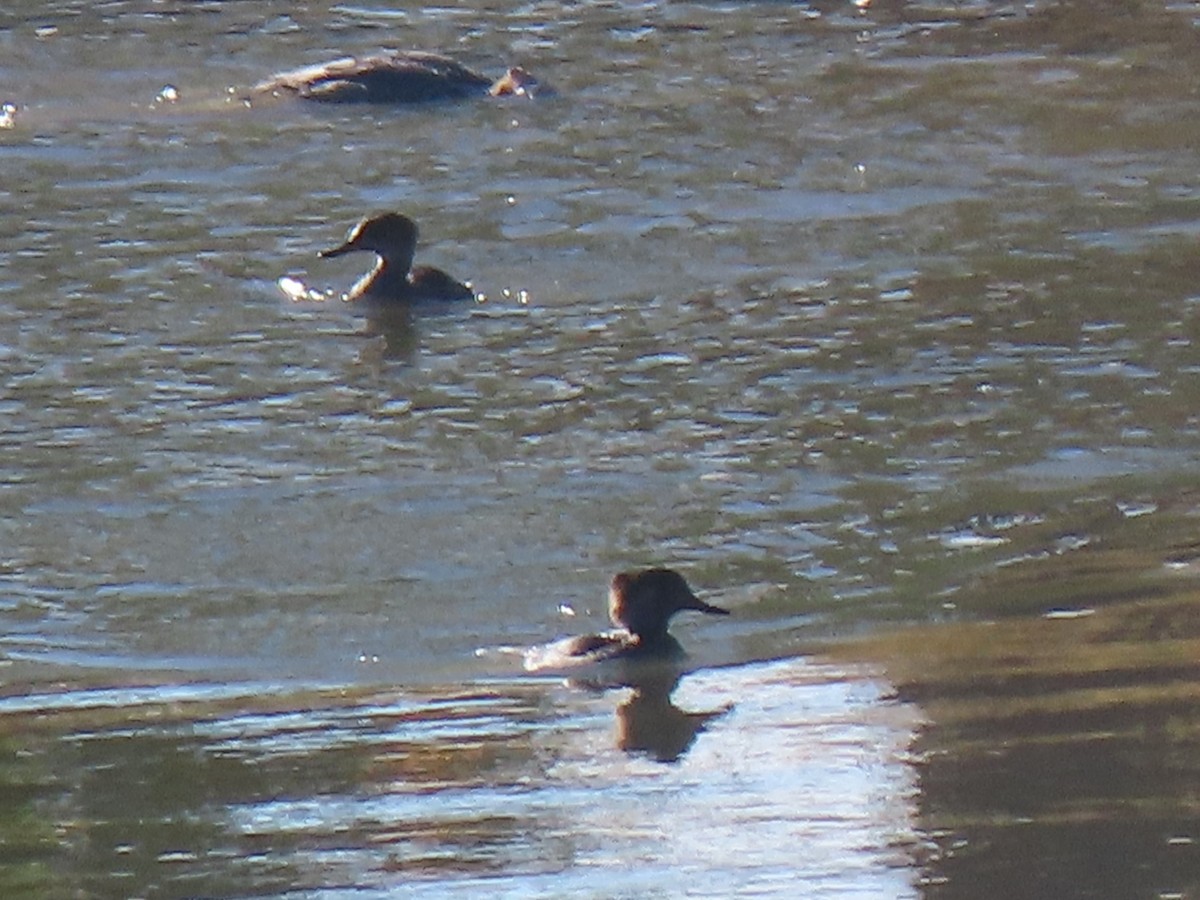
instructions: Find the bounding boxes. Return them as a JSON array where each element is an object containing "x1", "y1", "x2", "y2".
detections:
[
  {"x1": 320, "y1": 212, "x2": 473, "y2": 304},
  {"x1": 253, "y1": 50, "x2": 541, "y2": 104},
  {"x1": 524, "y1": 569, "x2": 729, "y2": 672}
]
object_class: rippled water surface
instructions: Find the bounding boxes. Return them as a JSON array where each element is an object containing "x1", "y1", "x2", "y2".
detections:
[{"x1": 3, "y1": 0, "x2": 1200, "y2": 896}]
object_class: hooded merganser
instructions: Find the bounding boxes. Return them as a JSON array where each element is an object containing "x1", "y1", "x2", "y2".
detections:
[
  {"x1": 524, "y1": 568, "x2": 729, "y2": 671},
  {"x1": 254, "y1": 50, "x2": 542, "y2": 104},
  {"x1": 320, "y1": 212, "x2": 473, "y2": 304}
]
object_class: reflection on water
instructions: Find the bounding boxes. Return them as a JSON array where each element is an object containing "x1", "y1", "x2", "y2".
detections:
[
  {"x1": 612, "y1": 666, "x2": 731, "y2": 763},
  {"x1": 530, "y1": 658, "x2": 735, "y2": 763},
  {"x1": 0, "y1": 659, "x2": 921, "y2": 898},
  {"x1": 832, "y1": 541, "x2": 1200, "y2": 900},
  {"x1": 3, "y1": 0, "x2": 1200, "y2": 894}
]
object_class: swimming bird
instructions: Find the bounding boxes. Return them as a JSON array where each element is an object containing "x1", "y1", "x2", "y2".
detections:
[
  {"x1": 320, "y1": 212, "x2": 473, "y2": 304},
  {"x1": 524, "y1": 568, "x2": 729, "y2": 671},
  {"x1": 254, "y1": 50, "x2": 542, "y2": 104}
]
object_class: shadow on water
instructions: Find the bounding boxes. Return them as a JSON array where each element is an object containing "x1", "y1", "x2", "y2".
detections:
[{"x1": 828, "y1": 535, "x2": 1200, "y2": 899}]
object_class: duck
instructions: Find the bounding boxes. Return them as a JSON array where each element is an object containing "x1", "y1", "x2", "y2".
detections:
[
  {"x1": 524, "y1": 568, "x2": 729, "y2": 672},
  {"x1": 320, "y1": 212, "x2": 473, "y2": 303},
  {"x1": 253, "y1": 50, "x2": 542, "y2": 104}
]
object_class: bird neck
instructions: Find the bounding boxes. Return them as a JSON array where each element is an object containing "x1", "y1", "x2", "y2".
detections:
[{"x1": 348, "y1": 255, "x2": 412, "y2": 301}]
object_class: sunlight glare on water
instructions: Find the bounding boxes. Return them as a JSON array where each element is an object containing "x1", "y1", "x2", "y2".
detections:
[
  {"x1": 70, "y1": 658, "x2": 915, "y2": 898},
  {"x1": 3, "y1": 0, "x2": 1200, "y2": 896}
]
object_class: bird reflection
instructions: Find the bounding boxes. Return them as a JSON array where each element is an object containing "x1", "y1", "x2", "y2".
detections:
[
  {"x1": 612, "y1": 665, "x2": 732, "y2": 763},
  {"x1": 526, "y1": 568, "x2": 733, "y2": 762},
  {"x1": 361, "y1": 304, "x2": 421, "y2": 363}
]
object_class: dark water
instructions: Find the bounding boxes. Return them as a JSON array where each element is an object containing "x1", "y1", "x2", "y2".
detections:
[{"x1": 3, "y1": 0, "x2": 1200, "y2": 896}]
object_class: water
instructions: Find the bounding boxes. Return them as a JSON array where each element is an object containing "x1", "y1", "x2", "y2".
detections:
[
  {"x1": 3, "y1": 0, "x2": 1200, "y2": 896},
  {"x1": 1, "y1": 661, "x2": 921, "y2": 898}
]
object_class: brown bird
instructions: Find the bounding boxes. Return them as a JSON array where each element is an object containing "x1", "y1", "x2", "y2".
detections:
[
  {"x1": 254, "y1": 50, "x2": 542, "y2": 104},
  {"x1": 524, "y1": 568, "x2": 729, "y2": 671},
  {"x1": 319, "y1": 212, "x2": 473, "y2": 304}
]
